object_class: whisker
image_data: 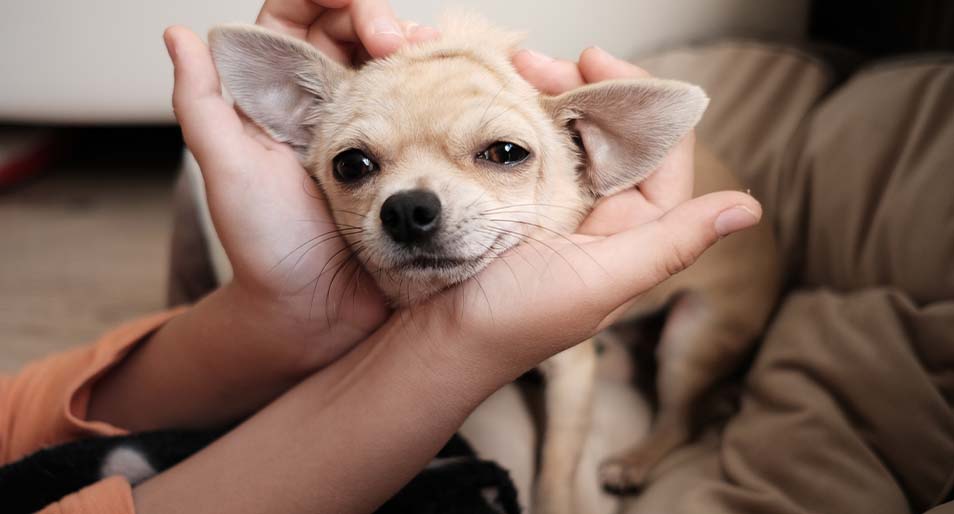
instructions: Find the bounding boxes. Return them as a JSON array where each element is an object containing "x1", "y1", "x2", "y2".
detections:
[
  {"x1": 270, "y1": 227, "x2": 363, "y2": 273},
  {"x1": 481, "y1": 224, "x2": 585, "y2": 284},
  {"x1": 292, "y1": 238, "x2": 361, "y2": 299},
  {"x1": 332, "y1": 208, "x2": 368, "y2": 219},
  {"x1": 481, "y1": 225, "x2": 547, "y2": 263},
  {"x1": 280, "y1": 234, "x2": 364, "y2": 299},
  {"x1": 305, "y1": 244, "x2": 356, "y2": 323},
  {"x1": 481, "y1": 203, "x2": 586, "y2": 216},
  {"x1": 474, "y1": 228, "x2": 526, "y2": 283},
  {"x1": 324, "y1": 244, "x2": 362, "y2": 324},
  {"x1": 477, "y1": 227, "x2": 543, "y2": 276},
  {"x1": 291, "y1": 218, "x2": 364, "y2": 230},
  {"x1": 479, "y1": 209, "x2": 572, "y2": 227},
  {"x1": 470, "y1": 273, "x2": 494, "y2": 324},
  {"x1": 335, "y1": 255, "x2": 364, "y2": 323},
  {"x1": 486, "y1": 217, "x2": 599, "y2": 270}
]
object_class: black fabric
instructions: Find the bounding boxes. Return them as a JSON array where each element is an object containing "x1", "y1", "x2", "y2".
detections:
[
  {"x1": 0, "y1": 430, "x2": 520, "y2": 514},
  {"x1": 0, "y1": 429, "x2": 223, "y2": 514}
]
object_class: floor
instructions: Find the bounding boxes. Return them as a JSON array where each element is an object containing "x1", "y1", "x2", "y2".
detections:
[{"x1": 0, "y1": 127, "x2": 182, "y2": 372}]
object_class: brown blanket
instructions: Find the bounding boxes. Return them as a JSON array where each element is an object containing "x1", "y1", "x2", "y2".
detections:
[{"x1": 627, "y1": 44, "x2": 954, "y2": 514}]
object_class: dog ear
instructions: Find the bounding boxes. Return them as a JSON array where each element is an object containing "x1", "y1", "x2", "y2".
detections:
[
  {"x1": 208, "y1": 24, "x2": 352, "y2": 157},
  {"x1": 542, "y1": 78, "x2": 708, "y2": 197}
]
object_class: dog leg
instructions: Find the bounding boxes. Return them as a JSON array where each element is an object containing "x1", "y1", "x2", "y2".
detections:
[
  {"x1": 535, "y1": 339, "x2": 598, "y2": 514},
  {"x1": 460, "y1": 383, "x2": 537, "y2": 513},
  {"x1": 599, "y1": 293, "x2": 753, "y2": 494}
]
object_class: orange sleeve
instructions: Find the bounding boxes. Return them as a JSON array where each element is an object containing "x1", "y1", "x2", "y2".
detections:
[
  {"x1": 0, "y1": 309, "x2": 186, "y2": 465},
  {"x1": 35, "y1": 476, "x2": 135, "y2": 514}
]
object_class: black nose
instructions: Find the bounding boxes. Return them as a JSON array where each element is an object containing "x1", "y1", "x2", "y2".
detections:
[{"x1": 380, "y1": 189, "x2": 442, "y2": 245}]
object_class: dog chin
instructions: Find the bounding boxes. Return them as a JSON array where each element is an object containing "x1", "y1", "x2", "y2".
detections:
[
  {"x1": 376, "y1": 233, "x2": 519, "y2": 305},
  {"x1": 381, "y1": 255, "x2": 495, "y2": 306}
]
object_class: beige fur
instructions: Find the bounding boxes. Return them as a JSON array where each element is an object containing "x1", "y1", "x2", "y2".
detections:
[{"x1": 209, "y1": 16, "x2": 779, "y2": 514}]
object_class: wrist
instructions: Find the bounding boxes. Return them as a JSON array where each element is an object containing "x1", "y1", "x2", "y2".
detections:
[
  {"x1": 217, "y1": 280, "x2": 367, "y2": 374},
  {"x1": 87, "y1": 287, "x2": 316, "y2": 431},
  {"x1": 132, "y1": 303, "x2": 519, "y2": 514},
  {"x1": 393, "y1": 302, "x2": 528, "y2": 403}
]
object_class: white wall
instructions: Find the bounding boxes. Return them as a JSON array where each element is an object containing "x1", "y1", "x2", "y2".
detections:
[
  {"x1": 0, "y1": 0, "x2": 807, "y2": 123},
  {"x1": 396, "y1": 0, "x2": 809, "y2": 59}
]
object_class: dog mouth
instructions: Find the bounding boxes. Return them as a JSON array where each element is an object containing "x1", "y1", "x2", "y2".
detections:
[
  {"x1": 392, "y1": 234, "x2": 509, "y2": 274},
  {"x1": 406, "y1": 255, "x2": 474, "y2": 270}
]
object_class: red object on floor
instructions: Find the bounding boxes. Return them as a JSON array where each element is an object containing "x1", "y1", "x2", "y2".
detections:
[{"x1": 0, "y1": 129, "x2": 57, "y2": 189}]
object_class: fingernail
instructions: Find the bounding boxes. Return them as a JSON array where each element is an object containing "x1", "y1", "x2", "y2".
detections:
[
  {"x1": 512, "y1": 48, "x2": 555, "y2": 72},
  {"x1": 584, "y1": 45, "x2": 614, "y2": 61},
  {"x1": 586, "y1": 45, "x2": 606, "y2": 55},
  {"x1": 522, "y1": 48, "x2": 555, "y2": 63},
  {"x1": 408, "y1": 24, "x2": 440, "y2": 41},
  {"x1": 372, "y1": 17, "x2": 404, "y2": 37},
  {"x1": 715, "y1": 206, "x2": 759, "y2": 236}
]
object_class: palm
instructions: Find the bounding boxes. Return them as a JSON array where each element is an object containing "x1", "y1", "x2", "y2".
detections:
[{"x1": 175, "y1": 39, "x2": 388, "y2": 358}]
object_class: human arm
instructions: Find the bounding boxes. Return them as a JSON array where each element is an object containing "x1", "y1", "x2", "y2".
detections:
[
  {"x1": 0, "y1": 312, "x2": 182, "y2": 465},
  {"x1": 126, "y1": 26, "x2": 758, "y2": 513},
  {"x1": 132, "y1": 192, "x2": 757, "y2": 514},
  {"x1": 84, "y1": 0, "x2": 441, "y2": 432}
]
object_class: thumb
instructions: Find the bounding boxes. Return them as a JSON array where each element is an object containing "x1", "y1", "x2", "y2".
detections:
[
  {"x1": 163, "y1": 26, "x2": 246, "y2": 177},
  {"x1": 597, "y1": 191, "x2": 762, "y2": 307}
]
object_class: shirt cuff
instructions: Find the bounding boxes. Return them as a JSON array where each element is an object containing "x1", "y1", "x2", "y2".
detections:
[{"x1": 64, "y1": 308, "x2": 188, "y2": 437}]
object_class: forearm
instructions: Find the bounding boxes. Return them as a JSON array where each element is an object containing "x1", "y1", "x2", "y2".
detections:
[
  {"x1": 87, "y1": 283, "x2": 319, "y2": 431},
  {"x1": 132, "y1": 313, "x2": 514, "y2": 514}
]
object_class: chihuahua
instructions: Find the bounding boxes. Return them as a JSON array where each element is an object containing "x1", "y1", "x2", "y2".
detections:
[{"x1": 208, "y1": 15, "x2": 779, "y2": 514}]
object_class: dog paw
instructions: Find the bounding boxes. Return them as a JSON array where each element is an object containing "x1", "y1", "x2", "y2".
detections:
[{"x1": 598, "y1": 458, "x2": 648, "y2": 496}]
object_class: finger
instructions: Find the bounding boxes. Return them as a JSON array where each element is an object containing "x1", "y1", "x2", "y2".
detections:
[
  {"x1": 348, "y1": 20, "x2": 439, "y2": 64},
  {"x1": 512, "y1": 49, "x2": 584, "y2": 95},
  {"x1": 348, "y1": 0, "x2": 406, "y2": 58},
  {"x1": 579, "y1": 46, "x2": 695, "y2": 210},
  {"x1": 638, "y1": 131, "x2": 696, "y2": 210},
  {"x1": 307, "y1": 13, "x2": 439, "y2": 64},
  {"x1": 256, "y1": 0, "x2": 349, "y2": 38},
  {"x1": 578, "y1": 46, "x2": 651, "y2": 81},
  {"x1": 595, "y1": 191, "x2": 762, "y2": 307},
  {"x1": 401, "y1": 20, "x2": 441, "y2": 44},
  {"x1": 164, "y1": 26, "x2": 248, "y2": 177},
  {"x1": 307, "y1": 11, "x2": 357, "y2": 63},
  {"x1": 310, "y1": 8, "x2": 358, "y2": 44},
  {"x1": 576, "y1": 188, "x2": 661, "y2": 236}
]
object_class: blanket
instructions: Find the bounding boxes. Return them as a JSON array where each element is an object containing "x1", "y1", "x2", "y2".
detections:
[{"x1": 628, "y1": 44, "x2": 954, "y2": 514}]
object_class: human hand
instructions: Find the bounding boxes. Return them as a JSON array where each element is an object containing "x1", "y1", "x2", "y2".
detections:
[
  {"x1": 88, "y1": 2, "x2": 437, "y2": 431},
  {"x1": 514, "y1": 46, "x2": 695, "y2": 229},
  {"x1": 256, "y1": 0, "x2": 440, "y2": 64},
  {"x1": 407, "y1": 47, "x2": 760, "y2": 376},
  {"x1": 161, "y1": 1, "x2": 439, "y2": 370}
]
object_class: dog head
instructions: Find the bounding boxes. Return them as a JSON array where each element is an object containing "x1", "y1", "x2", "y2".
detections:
[{"x1": 209, "y1": 17, "x2": 707, "y2": 304}]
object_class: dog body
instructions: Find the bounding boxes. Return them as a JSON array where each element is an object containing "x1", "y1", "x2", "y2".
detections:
[{"x1": 208, "y1": 16, "x2": 779, "y2": 514}]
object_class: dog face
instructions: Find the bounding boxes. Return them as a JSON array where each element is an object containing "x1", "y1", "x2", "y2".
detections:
[{"x1": 209, "y1": 18, "x2": 707, "y2": 304}]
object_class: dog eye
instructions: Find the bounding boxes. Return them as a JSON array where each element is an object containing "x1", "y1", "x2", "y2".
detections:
[
  {"x1": 477, "y1": 141, "x2": 530, "y2": 166},
  {"x1": 333, "y1": 149, "x2": 378, "y2": 183}
]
